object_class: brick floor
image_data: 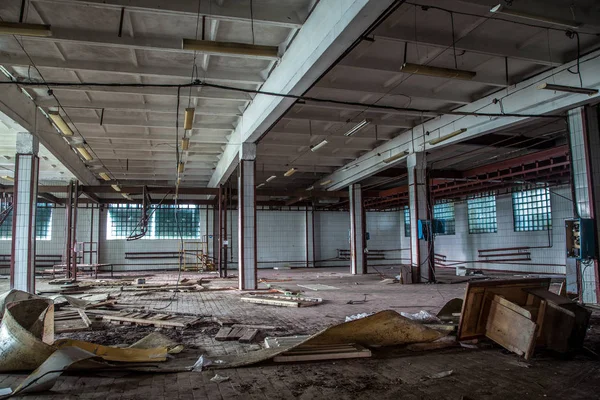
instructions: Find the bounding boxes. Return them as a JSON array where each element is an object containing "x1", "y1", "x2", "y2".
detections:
[{"x1": 0, "y1": 267, "x2": 598, "y2": 399}]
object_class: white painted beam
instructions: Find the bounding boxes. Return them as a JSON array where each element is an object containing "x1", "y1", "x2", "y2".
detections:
[
  {"x1": 282, "y1": 113, "x2": 414, "y2": 129},
  {"x1": 322, "y1": 48, "x2": 600, "y2": 191},
  {"x1": 33, "y1": 0, "x2": 305, "y2": 28},
  {"x1": 0, "y1": 82, "x2": 98, "y2": 185},
  {"x1": 208, "y1": 0, "x2": 396, "y2": 188},
  {"x1": 68, "y1": 117, "x2": 234, "y2": 131}
]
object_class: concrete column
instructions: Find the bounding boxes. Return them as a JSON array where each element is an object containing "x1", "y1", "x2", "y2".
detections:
[
  {"x1": 567, "y1": 106, "x2": 600, "y2": 303},
  {"x1": 349, "y1": 184, "x2": 366, "y2": 275},
  {"x1": 238, "y1": 144, "x2": 257, "y2": 290},
  {"x1": 10, "y1": 132, "x2": 39, "y2": 292},
  {"x1": 407, "y1": 152, "x2": 434, "y2": 283}
]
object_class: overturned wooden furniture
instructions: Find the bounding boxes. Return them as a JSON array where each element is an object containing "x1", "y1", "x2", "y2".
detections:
[{"x1": 458, "y1": 278, "x2": 590, "y2": 359}]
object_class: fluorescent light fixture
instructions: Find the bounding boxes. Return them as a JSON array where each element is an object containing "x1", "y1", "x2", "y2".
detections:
[
  {"x1": 310, "y1": 140, "x2": 328, "y2": 152},
  {"x1": 99, "y1": 172, "x2": 111, "y2": 181},
  {"x1": 0, "y1": 66, "x2": 15, "y2": 81},
  {"x1": 20, "y1": 87, "x2": 34, "y2": 101},
  {"x1": 257, "y1": 183, "x2": 266, "y2": 188},
  {"x1": 284, "y1": 167, "x2": 297, "y2": 177},
  {"x1": 266, "y1": 175, "x2": 277, "y2": 182},
  {"x1": 178, "y1": 162, "x2": 185, "y2": 174},
  {"x1": 344, "y1": 119, "x2": 371, "y2": 137},
  {"x1": 429, "y1": 128, "x2": 468, "y2": 145},
  {"x1": 1, "y1": 175, "x2": 14, "y2": 182},
  {"x1": 306, "y1": 185, "x2": 314, "y2": 191},
  {"x1": 121, "y1": 193, "x2": 132, "y2": 200},
  {"x1": 48, "y1": 111, "x2": 73, "y2": 136},
  {"x1": 383, "y1": 150, "x2": 409, "y2": 164},
  {"x1": 401, "y1": 63, "x2": 476, "y2": 80},
  {"x1": 320, "y1": 179, "x2": 332, "y2": 186},
  {"x1": 537, "y1": 83, "x2": 598, "y2": 96},
  {"x1": 111, "y1": 184, "x2": 121, "y2": 192},
  {"x1": 76, "y1": 146, "x2": 93, "y2": 161},
  {"x1": 0, "y1": 22, "x2": 52, "y2": 37},
  {"x1": 184, "y1": 108, "x2": 195, "y2": 130},
  {"x1": 182, "y1": 39, "x2": 279, "y2": 59},
  {"x1": 490, "y1": 4, "x2": 580, "y2": 29},
  {"x1": 181, "y1": 137, "x2": 190, "y2": 150}
]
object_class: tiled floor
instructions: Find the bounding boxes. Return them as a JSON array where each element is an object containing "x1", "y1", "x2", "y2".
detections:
[{"x1": 0, "y1": 267, "x2": 598, "y2": 399}]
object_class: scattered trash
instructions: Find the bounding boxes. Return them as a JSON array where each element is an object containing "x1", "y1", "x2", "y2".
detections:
[
  {"x1": 347, "y1": 294, "x2": 368, "y2": 304},
  {"x1": 134, "y1": 278, "x2": 146, "y2": 285},
  {"x1": 426, "y1": 370, "x2": 454, "y2": 380},
  {"x1": 241, "y1": 294, "x2": 322, "y2": 307},
  {"x1": 297, "y1": 284, "x2": 339, "y2": 291},
  {"x1": 210, "y1": 374, "x2": 230, "y2": 383},
  {"x1": 192, "y1": 355, "x2": 212, "y2": 372},
  {"x1": 379, "y1": 279, "x2": 398, "y2": 284},
  {"x1": 401, "y1": 310, "x2": 442, "y2": 324},
  {"x1": 459, "y1": 342, "x2": 478, "y2": 349},
  {"x1": 345, "y1": 312, "x2": 374, "y2": 322},
  {"x1": 264, "y1": 335, "x2": 311, "y2": 348}
]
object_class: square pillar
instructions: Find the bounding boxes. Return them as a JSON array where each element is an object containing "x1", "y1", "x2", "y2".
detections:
[
  {"x1": 349, "y1": 184, "x2": 366, "y2": 274},
  {"x1": 407, "y1": 152, "x2": 434, "y2": 283},
  {"x1": 567, "y1": 106, "x2": 600, "y2": 303},
  {"x1": 238, "y1": 144, "x2": 257, "y2": 290},
  {"x1": 10, "y1": 132, "x2": 39, "y2": 292}
]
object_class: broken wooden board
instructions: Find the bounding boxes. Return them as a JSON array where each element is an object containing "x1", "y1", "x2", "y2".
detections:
[
  {"x1": 215, "y1": 327, "x2": 260, "y2": 343},
  {"x1": 485, "y1": 295, "x2": 537, "y2": 359},
  {"x1": 240, "y1": 295, "x2": 322, "y2": 307},
  {"x1": 273, "y1": 343, "x2": 371, "y2": 362},
  {"x1": 458, "y1": 278, "x2": 550, "y2": 340},
  {"x1": 238, "y1": 329, "x2": 259, "y2": 343},
  {"x1": 264, "y1": 335, "x2": 311, "y2": 349},
  {"x1": 101, "y1": 312, "x2": 200, "y2": 328}
]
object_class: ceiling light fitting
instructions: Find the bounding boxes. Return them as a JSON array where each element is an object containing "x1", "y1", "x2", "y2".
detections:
[
  {"x1": 48, "y1": 111, "x2": 73, "y2": 136},
  {"x1": 490, "y1": 4, "x2": 580, "y2": 29},
  {"x1": 284, "y1": 167, "x2": 297, "y2": 177},
  {"x1": 429, "y1": 128, "x2": 468, "y2": 145},
  {"x1": 310, "y1": 140, "x2": 328, "y2": 152},
  {"x1": 320, "y1": 179, "x2": 332, "y2": 186},
  {"x1": 181, "y1": 137, "x2": 190, "y2": 150},
  {"x1": 537, "y1": 83, "x2": 598, "y2": 96},
  {"x1": 256, "y1": 183, "x2": 265, "y2": 188},
  {"x1": 184, "y1": 108, "x2": 195, "y2": 130},
  {"x1": 1, "y1": 176, "x2": 14, "y2": 182},
  {"x1": 182, "y1": 39, "x2": 279, "y2": 59},
  {"x1": 0, "y1": 22, "x2": 52, "y2": 37},
  {"x1": 99, "y1": 172, "x2": 111, "y2": 181},
  {"x1": 75, "y1": 146, "x2": 93, "y2": 161},
  {"x1": 111, "y1": 184, "x2": 121, "y2": 192},
  {"x1": 306, "y1": 185, "x2": 314, "y2": 191},
  {"x1": 266, "y1": 175, "x2": 277, "y2": 182},
  {"x1": 400, "y1": 63, "x2": 476, "y2": 80},
  {"x1": 344, "y1": 119, "x2": 372, "y2": 137},
  {"x1": 383, "y1": 150, "x2": 409, "y2": 164},
  {"x1": 178, "y1": 162, "x2": 185, "y2": 173}
]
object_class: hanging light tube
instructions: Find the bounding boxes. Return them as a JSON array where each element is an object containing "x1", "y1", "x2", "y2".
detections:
[
  {"x1": 76, "y1": 146, "x2": 93, "y2": 161},
  {"x1": 0, "y1": 22, "x2": 52, "y2": 37},
  {"x1": 48, "y1": 111, "x2": 73, "y2": 136},
  {"x1": 111, "y1": 184, "x2": 121, "y2": 192},
  {"x1": 310, "y1": 140, "x2": 328, "y2": 152},
  {"x1": 344, "y1": 119, "x2": 371, "y2": 137},
  {"x1": 182, "y1": 39, "x2": 279, "y2": 59},
  {"x1": 181, "y1": 137, "x2": 190, "y2": 150},
  {"x1": 178, "y1": 162, "x2": 185, "y2": 173},
  {"x1": 1, "y1": 176, "x2": 14, "y2": 182},
  {"x1": 99, "y1": 172, "x2": 111, "y2": 181},
  {"x1": 537, "y1": 83, "x2": 598, "y2": 96},
  {"x1": 184, "y1": 108, "x2": 195, "y2": 130},
  {"x1": 490, "y1": 4, "x2": 580, "y2": 29},
  {"x1": 284, "y1": 167, "x2": 297, "y2": 177},
  {"x1": 306, "y1": 185, "x2": 314, "y2": 191},
  {"x1": 383, "y1": 150, "x2": 409, "y2": 164},
  {"x1": 428, "y1": 128, "x2": 468, "y2": 145},
  {"x1": 256, "y1": 183, "x2": 266, "y2": 188},
  {"x1": 266, "y1": 175, "x2": 277, "y2": 182},
  {"x1": 400, "y1": 63, "x2": 476, "y2": 80},
  {"x1": 121, "y1": 193, "x2": 132, "y2": 201},
  {"x1": 320, "y1": 179, "x2": 332, "y2": 186}
]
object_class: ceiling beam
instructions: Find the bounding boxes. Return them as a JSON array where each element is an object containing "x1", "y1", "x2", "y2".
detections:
[
  {"x1": 282, "y1": 113, "x2": 414, "y2": 129},
  {"x1": 0, "y1": 55, "x2": 264, "y2": 85},
  {"x1": 68, "y1": 117, "x2": 235, "y2": 131},
  {"x1": 33, "y1": 0, "x2": 305, "y2": 28}
]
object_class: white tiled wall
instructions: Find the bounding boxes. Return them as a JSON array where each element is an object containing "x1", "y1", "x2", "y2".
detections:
[{"x1": 434, "y1": 186, "x2": 574, "y2": 274}]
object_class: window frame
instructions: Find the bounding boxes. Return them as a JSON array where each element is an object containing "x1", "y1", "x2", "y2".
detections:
[
  {"x1": 433, "y1": 200, "x2": 456, "y2": 235},
  {"x1": 403, "y1": 206, "x2": 411, "y2": 237},
  {"x1": 467, "y1": 193, "x2": 498, "y2": 234},
  {"x1": 512, "y1": 187, "x2": 552, "y2": 232}
]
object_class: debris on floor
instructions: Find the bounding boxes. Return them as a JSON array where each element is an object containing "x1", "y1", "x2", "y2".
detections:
[
  {"x1": 423, "y1": 370, "x2": 454, "y2": 380},
  {"x1": 100, "y1": 311, "x2": 202, "y2": 328},
  {"x1": 347, "y1": 294, "x2": 368, "y2": 304},
  {"x1": 210, "y1": 373, "x2": 230, "y2": 383},
  {"x1": 273, "y1": 343, "x2": 372, "y2": 362},
  {"x1": 400, "y1": 310, "x2": 442, "y2": 323},
  {"x1": 240, "y1": 294, "x2": 322, "y2": 307},
  {"x1": 215, "y1": 326, "x2": 259, "y2": 343},
  {"x1": 345, "y1": 312, "x2": 374, "y2": 322},
  {"x1": 297, "y1": 284, "x2": 339, "y2": 291}
]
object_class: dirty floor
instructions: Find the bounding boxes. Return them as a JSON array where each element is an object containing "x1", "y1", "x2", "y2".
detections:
[{"x1": 0, "y1": 267, "x2": 598, "y2": 400}]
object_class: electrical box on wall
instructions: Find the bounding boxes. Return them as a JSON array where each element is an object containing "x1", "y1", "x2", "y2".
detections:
[
  {"x1": 565, "y1": 218, "x2": 597, "y2": 260},
  {"x1": 418, "y1": 219, "x2": 446, "y2": 241}
]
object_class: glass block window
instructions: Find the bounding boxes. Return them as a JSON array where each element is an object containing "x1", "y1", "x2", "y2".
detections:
[
  {"x1": 153, "y1": 205, "x2": 200, "y2": 239},
  {"x1": 107, "y1": 204, "x2": 143, "y2": 239},
  {"x1": 434, "y1": 201, "x2": 455, "y2": 235},
  {"x1": 512, "y1": 187, "x2": 552, "y2": 231},
  {"x1": 403, "y1": 206, "x2": 410, "y2": 237},
  {"x1": 467, "y1": 194, "x2": 497, "y2": 234},
  {"x1": 0, "y1": 203, "x2": 53, "y2": 240}
]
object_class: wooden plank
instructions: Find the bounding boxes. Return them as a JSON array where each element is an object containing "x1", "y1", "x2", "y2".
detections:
[
  {"x1": 215, "y1": 327, "x2": 233, "y2": 341},
  {"x1": 238, "y1": 328, "x2": 259, "y2": 343},
  {"x1": 77, "y1": 309, "x2": 92, "y2": 328},
  {"x1": 485, "y1": 297, "x2": 537, "y2": 359},
  {"x1": 458, "y1": 278, "x2": 551, "y2": 340},
  {"x1": 527, "y1": 288, "x2": 574, "y2": 306},
  {"x1": 101, "y1": 314, "x2": 187, "y2": 327},
  {"x1": 273, "y1": 344, "x2": 371, "y2": 363},
  {"x1": 240, "y1": 296, "x2": 300, "y2": 307},
  {"x1": 493, "y1": 295, "x2": 532, "y2": 319}
]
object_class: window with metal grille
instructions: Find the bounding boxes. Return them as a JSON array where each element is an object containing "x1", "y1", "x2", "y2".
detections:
[
  {"x1": 403, "y1": 206, "x2": 410, "y2": 237},
  {"x1": 512, "y1": 187, "x2": 552, "y2": 231},
  {"x1": 107, "y1": 204, "x2": 143, "y2": 239},
  {"x1": 153, "y1": 204, "x2": 200, "y2": 239},
  {"x1": 0, "y1": 203, "x2": 53, "y2": 240},
  {"x1": 434, "y1": 201, "x2": 455, "y2": 235},
  {"x1": 467, "y1": 194, "x2": 497, "y2": 234}
]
